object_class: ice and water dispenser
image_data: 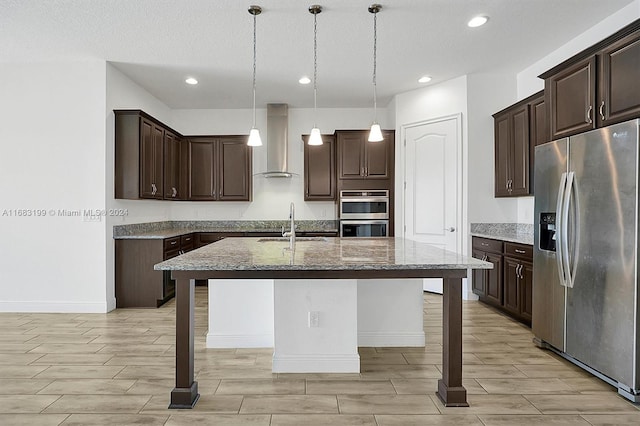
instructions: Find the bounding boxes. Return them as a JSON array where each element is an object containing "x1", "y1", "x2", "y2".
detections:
[{"x1": 539, "y1": 213, "x2": 556, "y2": 251}]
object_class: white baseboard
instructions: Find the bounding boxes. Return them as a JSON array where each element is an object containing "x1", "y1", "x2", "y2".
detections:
[
  {"x1": 0, "y1": 301, "x2": 109, "y2": 313},
  {"x1": 272, "y1": 353, "x2": 360, "y2": 373},
  {"x1": 206, "y1": 333, "x2": 274, "y2": 348},
  {"x1": 358, "y1": 331, "x2": 425, "y2": 347}
]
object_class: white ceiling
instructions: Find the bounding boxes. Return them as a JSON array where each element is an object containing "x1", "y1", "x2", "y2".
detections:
[{"x1": 0, "y1": 0, "x2": 635, "y2": 109}]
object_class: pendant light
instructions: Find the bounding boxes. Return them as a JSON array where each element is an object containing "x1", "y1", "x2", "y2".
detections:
[
  {"x1": 247, "y1": 5, "x2": 263, "y2": 147},
  {"x1": 368, "y1": 4, "x2": 383, "y2": 142},
  {"x1": 308, "y1": 5, "x2": 323, "y2": 146}
]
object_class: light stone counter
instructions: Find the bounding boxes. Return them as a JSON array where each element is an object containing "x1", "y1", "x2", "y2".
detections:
[
  {"x1": 154, "y1": 237, "x2": 492, "y2": 272},
  {"x1": 470, "y1": 223, "x2": 534, "y2": 245},
  {"x1": 113, "y1": 220, "x2": 338, "y2": 239}
]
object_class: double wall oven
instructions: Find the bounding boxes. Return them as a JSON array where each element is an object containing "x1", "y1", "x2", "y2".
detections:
[{"x1": 339, "y1": 190, "x2": 389, "y2": 237}]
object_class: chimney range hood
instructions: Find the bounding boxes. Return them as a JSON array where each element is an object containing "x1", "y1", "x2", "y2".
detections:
[{"x1": 262, "y1": 103, "x2": 295, "y2": 178}]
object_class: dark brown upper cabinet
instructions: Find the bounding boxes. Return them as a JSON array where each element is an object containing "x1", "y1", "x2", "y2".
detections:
[
  {"x1": 545, "y1": 56, "x2": 597, "y2": 140},
  {"x1": 139, "y1": 118, "x2": 165, "y2": 199},
  {"x1": 336, "y1": 130, "x2": 393, "y2": 180},
  {"x1": 599, "y1": 30, "x2": 640, "y2": 126},
  {"x1": 188, "y1": 136, "x2": 252, "y2": 202},
  {"x1": 115, "y1": 110, "x2": 174, "y2": 200},
  {"x1": 163, "y1": 132, "x2": 182, "y2": 200},
  {"x1": 541, "y1": 19, "x2": 640, "y2": 139},
  {"x1": 494, "y1": 91, "x2": 543, "y2": 198},
  {"x1": 188, "y1": 138, "x2": 217, "y2": 201},
  {"x1": 115, "y1": 110, "x2": 252, "y2": 202},
  {"x1": 303, "y1": 134, "x2": 336, "y2": 201},
  {"x1": 218, "y1": 136, "x2": 252, "y2": 201}
]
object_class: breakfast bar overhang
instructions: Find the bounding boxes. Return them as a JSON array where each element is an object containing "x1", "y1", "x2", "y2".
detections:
[{"x1": 155, "y1": 237, "x2": 492, "y2": 409}]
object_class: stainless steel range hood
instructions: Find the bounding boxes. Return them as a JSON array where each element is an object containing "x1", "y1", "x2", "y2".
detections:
[{"x1": 262, "y1": 103, "x2": 294, "y2": 178}]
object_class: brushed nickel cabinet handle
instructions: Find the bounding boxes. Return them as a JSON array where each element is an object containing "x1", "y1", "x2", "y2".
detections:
[
  {"x1": 586, "y1": 105, "x2": 593, "y2": 124},
  {"x1": 515, "y1": 249, "x2": 526, "y2": 254},
  {"x1": 172, "y1": 187, "x2": 177, "y2": 197},
  {"x1": 599, "y1": 101, "x2": 605, "y2": 121}
]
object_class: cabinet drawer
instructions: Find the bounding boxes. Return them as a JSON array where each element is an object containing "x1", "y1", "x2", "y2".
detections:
[
  {"x1": 472, "y1": 237, "x2": 502, "y2": 254},
  {"x1": 180, "y1": 234, "x2": 194, "y2": 245},
  {"x1": 504, "y1": 242, "x2": 533, "y2": 260},
  {"x1": 164, "y1": 248, "x2": 180, "y2": 260},
  {"x1": 164, "y1": 236, "x2": 181, "y2": 251}
]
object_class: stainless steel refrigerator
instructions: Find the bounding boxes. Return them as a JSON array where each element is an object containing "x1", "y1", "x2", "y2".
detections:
[{"x1": 533, "y1": 119, "x2": 639, "y2": 401}]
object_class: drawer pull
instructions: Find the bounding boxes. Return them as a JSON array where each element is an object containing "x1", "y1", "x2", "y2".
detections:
[
  {"x1": 515, "y1": 249, "x2": 525, "y2": 254},
  {"x1": 171, "y1": 241, "x2": 177, "y2": 245},
  {"x1": 481, "y1": 243, "x2": 488, "y2": 247}
]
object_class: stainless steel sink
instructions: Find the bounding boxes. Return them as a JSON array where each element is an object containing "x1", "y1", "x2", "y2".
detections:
[{"x1": 257, "y1": 237, "x2": 328, "y2": 243}]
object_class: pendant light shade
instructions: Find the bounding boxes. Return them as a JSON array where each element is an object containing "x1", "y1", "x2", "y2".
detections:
[
  {"x1": 247, "y1": 5, "x2": 263, "y2": 147},
  {"x1": 248, "y1": 127, "x2": 262, "y2": 146},
  {"x1": 308, "y1": 5, "x2": 323, "y2": 146},
  {"x1": 368, "y1": 123, "x2": 383, "y2": 142},
  {"x1": 308, "y1": 127, "x2": 323, "y2": 145},
  {"x1": 368, "y1": 4, "x2": 383, "y2": 143}
]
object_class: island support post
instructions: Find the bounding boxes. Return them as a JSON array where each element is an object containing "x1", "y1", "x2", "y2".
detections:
[{"x1": 169, "y1": 277, "x2": 199, "y2": 409}]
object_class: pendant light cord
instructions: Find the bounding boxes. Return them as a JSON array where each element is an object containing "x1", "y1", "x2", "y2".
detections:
[
  {"x1": 313, "y1": 11, "x2": 318, "y2": 127},
  {"x1": 252, "y1": 12, "x2": 258, "y2": 128},
  {"x1": 372, "y1": 9, "x2": 377, "y2": 122}
]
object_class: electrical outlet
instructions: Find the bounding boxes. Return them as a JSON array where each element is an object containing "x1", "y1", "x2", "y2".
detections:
[{"x1": 308, "y1": 311, "x2": 320, "y2": 328}]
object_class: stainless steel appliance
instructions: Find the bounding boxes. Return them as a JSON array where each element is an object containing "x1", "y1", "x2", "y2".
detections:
[
  {"x1": 339, "y1": 190, "x2": 389, "y2": 237},
  {"x1": 339, "y1": 190, "x2": 389, "y2": 219},
  {"x1": 533, "y1": 119, "x2": 639, "y2": 401},
  {"x1": 340, "y1": 220, "x2": 389, "y2": 237}
]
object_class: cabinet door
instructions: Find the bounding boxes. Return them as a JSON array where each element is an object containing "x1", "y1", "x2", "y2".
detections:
[
  {"x1": 140, "y1": 119, "x2": 164, "y2": 199},
  {"x1": 494, "y1": 112, "x2": 511, "y2": 197},
  {"x1": 218, "y1": 137, "x2": 252, "y2": 201},
  {"x1": 188, "y1": 138, "x2": 217, "y2": 200},
  {"x1": 503, "y1": 257, "x2": 521, "y2": 316},
  {"x1": 338, "y1": 132, "x2": 365, "y2": 179},
  {"x1": 547, "y1": 56, "x2": 596, "y2": 139},
  {"x1": 485, "y1": 252, "x2": 503, "y2": 307},
  {"x1": 510, "y1": 105, "x2": 530, "y2": 196},
  {"x1": 599, "y1": 31, "x2": 640, "y2": 126},
  {"x1": 365, "y1": 134, "x2": 391, "y2": 179},
  {"x1": 304, "y1": 134, "x2": 336, "y2": 200},
  {"x1": 163, "y1": 132, "x2": 181, "y2": 199},
  {"x1": 520, "y1": 261, "x2": 533, "y2": 322},
  {"x1": 471, "y1": 249, "x2": 486, "y2": 296},
  {"x1": 530, "y1": 96, "x2": 547, "y2": 147}
]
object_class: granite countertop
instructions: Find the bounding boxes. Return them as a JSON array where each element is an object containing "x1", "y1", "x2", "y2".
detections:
[
  {"x1": 113, "y1": 220, "x2": 339, "y2": 239},
  {"x1": 470, "y1": 223, "x2": 534, "y2": 245},
  {"x1": 154, "y1": 237, "x2": 492, "y2": 272}
]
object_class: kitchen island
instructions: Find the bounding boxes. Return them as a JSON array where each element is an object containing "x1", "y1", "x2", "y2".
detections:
[{"x1": 155, "y1": 237, "x2": 491, "y2": 409}]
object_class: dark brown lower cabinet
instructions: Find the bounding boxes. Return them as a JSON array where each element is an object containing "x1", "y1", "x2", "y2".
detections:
[
  {"x1": 116, "y1": 236, "x2": 195, "y2": 308},
  {"x1": 472, "y1": 237, "x2": 533, "y2": 325}
]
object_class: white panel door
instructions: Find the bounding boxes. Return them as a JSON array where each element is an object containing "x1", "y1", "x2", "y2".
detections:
[{"x1": 404, "y1": 115, "x2": 461, "y2": 293}]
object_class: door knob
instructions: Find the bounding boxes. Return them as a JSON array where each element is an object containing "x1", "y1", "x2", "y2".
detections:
[{"x1": 444, "y1": 227, "x2": 456, "y2": 232}]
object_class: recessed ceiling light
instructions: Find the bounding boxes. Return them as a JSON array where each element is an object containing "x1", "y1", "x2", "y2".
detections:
[
  {"x1": 467, "y1": 15, "x2": 488, "y2": 28},
  {"x1": 185, "y1": 77, "x2": 198, "y2": 85},
  {"x1": 299, "y1": 76, "x2": 311, "y2": 85},
  {"x1": 418, "y1": 76, "x2": 432, "y2": 83}
]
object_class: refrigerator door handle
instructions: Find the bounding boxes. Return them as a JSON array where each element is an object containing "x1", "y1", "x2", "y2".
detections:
[
  {"x1": 562, "y1": 171, "x2": 575, "y2": 288},
  {"x1": 556, "y1": 172, "x2": 568, "y2": 287},
  {"x1": 567, "y1": 171, "x2": 580, "y2": 288}
]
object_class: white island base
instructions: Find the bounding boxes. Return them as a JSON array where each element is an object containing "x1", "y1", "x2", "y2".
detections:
[{"x1": 207, "y1": 278, "x2": 425, "y2": 373}]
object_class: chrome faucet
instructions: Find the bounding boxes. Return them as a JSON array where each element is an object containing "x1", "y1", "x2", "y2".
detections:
[{"x1": 281, "y1": 202, "x2": 296, "y2": 249}]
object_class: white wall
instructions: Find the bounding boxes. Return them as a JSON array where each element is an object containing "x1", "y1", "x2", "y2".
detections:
[
  {"x1": 466, "y1": 73, "x2": 519, "y2": 225},
  {"x1": 515, "y1": 0, "x2": 640, "y2": 224},
  {"x1": 0, "y1": 60, "x2": 108, "y2": 312}
]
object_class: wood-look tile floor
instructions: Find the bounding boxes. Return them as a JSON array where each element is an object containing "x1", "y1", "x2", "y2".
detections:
[{"x1": 1, "y1": 287, "x2": 639, "y2": 425}]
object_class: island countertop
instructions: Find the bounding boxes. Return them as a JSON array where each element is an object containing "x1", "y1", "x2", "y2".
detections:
[{"x1": 154, "y1": 237, "x2": 492, "y2": 273}]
